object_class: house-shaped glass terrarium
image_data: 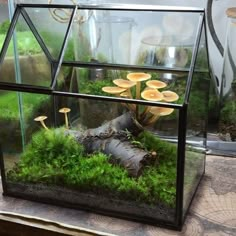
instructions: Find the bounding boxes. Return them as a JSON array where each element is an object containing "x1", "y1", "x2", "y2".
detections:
[{"x1": 0, "y1": 4, "x2": 212, "y2": 230}]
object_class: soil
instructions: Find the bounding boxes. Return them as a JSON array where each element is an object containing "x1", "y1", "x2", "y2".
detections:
[{"x1": 6, "y1": 182, "x2": 175, "y2": 225}]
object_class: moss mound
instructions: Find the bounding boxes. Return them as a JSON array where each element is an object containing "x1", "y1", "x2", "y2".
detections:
[{"x1": 7, "y1": 128, "x2": 177, "y2": 207}]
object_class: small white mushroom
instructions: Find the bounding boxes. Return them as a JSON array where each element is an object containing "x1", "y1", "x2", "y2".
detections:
[
  {"x1": 59, "y1": 107, "x2": 71, "y2": 129},
  {"x1": 34, "y1": 116, "x2": 49, "y2": 130}
]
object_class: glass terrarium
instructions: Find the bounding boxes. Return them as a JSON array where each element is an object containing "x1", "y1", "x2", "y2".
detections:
[{"x1": 0, "y1": 4, "x2": 211, "y2": 230}]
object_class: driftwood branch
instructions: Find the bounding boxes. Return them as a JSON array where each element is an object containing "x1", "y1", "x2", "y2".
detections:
[{"x1": 68, "y1": 112, "x2": 152, "y2": 177}]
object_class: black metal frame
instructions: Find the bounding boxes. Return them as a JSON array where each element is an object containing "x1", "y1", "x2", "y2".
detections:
[{"x1": 0, "y1": 3, "x2": 211, "y2": 231}]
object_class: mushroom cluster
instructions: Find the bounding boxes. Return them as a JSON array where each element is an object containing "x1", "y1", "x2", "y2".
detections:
[
  {"x1": 34, "y1": 107, "x2": 71, "y2": 130},
  {"x1": 102, "y1": 72, "x2": 179, "y2": 126}
]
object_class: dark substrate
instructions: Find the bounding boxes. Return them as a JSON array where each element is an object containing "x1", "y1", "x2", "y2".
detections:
[{"x1": 6, "y1": 181, "x2": 175, "y2": 225}]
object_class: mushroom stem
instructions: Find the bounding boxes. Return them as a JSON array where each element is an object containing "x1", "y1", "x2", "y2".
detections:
[
  {"x1": 123, "y1": 90, "x2": 136, "y2": 112},
  {"x1": 127, "y1": 88, "x2": 133, "y2": 99},
  {"x1": 40, "y1": 120, "x2": 49, "y2": 130},
  {"x1": 125, "y1": 103, "x2": 136, "y2": 112},
  {"x1": 135, "y1": 82, "x2": 141, "y2": 118},
  {"x1": 119, "y1": 92, "x2": 136, "y2": 113},
  {"x1": 140, "y1": 106, "x2": 151, "y2": 121},
  {"x1": 144, "y1": 114, "x2": 160, "y2": 126},
  {"x1": 59, "y1": 108, "x2": 71, "y2": 129},
  {"x1": 64, "y1": 113, "x2": 69, "y2": 129},
  {"x1": 136, "y1": 81, "x2": 141, "y2": 100}
]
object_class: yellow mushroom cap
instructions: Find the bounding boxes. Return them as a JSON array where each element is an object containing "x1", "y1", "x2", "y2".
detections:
[
  {"x1": 102, "y1": 86, "x2": 126, "y2": 94},
  {"x1": 34, "y1": 116, "x2": 48, "y2": 122},
  {"x1": 162, "y1": 90, "x2": 179, "y2": 102},
  {"x1": 141, "y1": 89, "x2": 163, "y2": 101},
  {"x1": 127, "y1": 72, "x2": 151, "y2": 82},
  {"x1": 146, "y1": 80, "x2": 167, "y2": 89},
  {"x1": 59, "y1": 107, "x2": 71, "y2": 113},
  {"x1": 149, "y1": 106, "x2": 174, "y2": 116},
  {"x1": 113, "y1": 79, "x2": 136, "y2": 89}
]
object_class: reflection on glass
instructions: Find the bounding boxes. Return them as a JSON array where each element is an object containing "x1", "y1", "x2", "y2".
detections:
[
  {"x1": 0, "y1": 13, "x2": 52, "y2": 86},
  {"x1": 182, "y1": 25, "x2": 210, "y2": 218},
  {"x1": 183, "y1": 147, "x2": 205, "y2": 212}
]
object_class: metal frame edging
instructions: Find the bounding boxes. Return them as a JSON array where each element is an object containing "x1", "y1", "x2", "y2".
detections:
[
  {"x1": 50, "y1": 6, "x2": 77, "y2": 89},
  {"x1": 184, "y1": 13, "x2": 205, "y2": 104}
]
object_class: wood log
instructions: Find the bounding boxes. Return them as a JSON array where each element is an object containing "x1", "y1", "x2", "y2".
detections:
[{"x1": 68, "y1": 112, "x2": 152, "y2": 177}]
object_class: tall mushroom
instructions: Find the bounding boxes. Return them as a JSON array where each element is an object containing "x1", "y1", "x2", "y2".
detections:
[
  {"x1": 127, "y1": 72, "x2": 151, "y2": 118},
  {"x1": 140, "y1": 89, "x2": 164, "y2": 122},
  {"x1": 59, "y1": 107, "x2": 71, "y2": 129},
  {"x1": 34, "y1": 116, "x2": 49, "y2": 130},
  {"x1": 127, "y1": 72, "x2": 151, "y2": 100},
  {"x1": 113, "y1": 79, "x2": 136, "y2": 99},
  {"x1": 144, "y1": 106, "x2": 174, "y2": 126}
]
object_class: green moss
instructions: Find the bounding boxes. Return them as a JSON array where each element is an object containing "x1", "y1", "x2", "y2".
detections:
[
  {"x1": 136, "y1": 130, "x2": 177, "y2": 164},
  {"x1": 80, "y1": 78, "x2": 113, "y2": 96},
  {"x1": 8, "y1": 129, "x2": 177, "y2": 207},
  {"x1": 8, "y1": 128, "x2": 84, "y2": 183}
]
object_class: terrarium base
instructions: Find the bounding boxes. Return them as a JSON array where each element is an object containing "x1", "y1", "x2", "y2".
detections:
[{"x1": 5, "y1": 182, "x2": 175, "y2": 227}]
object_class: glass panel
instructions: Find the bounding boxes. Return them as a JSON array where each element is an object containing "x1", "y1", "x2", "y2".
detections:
[
  {"x1": 2, "y1": 90, "x2": 179, "y2": 224},
  {"x1": 24, "y1": 6, "x2": 74, "y2": 61},
  {"x1": 56, "y1": 65, "x2": 187, "y2": 107},
  {"x1": 194, "y1": 24, "x2": 209, "y2": 71},
  {"x1": 0, "y1": 90, "x2": 52, "y2": 153},
  {"x1": 71, "y1": 9, "x2": 200, "y2": 68},
  {"x1": 0, "y1": 2, "x2": 9, "y2": 33},
  {"x1": 0, "y1": 13, "x2": 52, "y2": 87},
  {"x1": 0, "y1": 90, "x2": 23, "y2": 153},
  {"x1": 183, "y1": 25, "x2": 210, "y2": 215}
]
